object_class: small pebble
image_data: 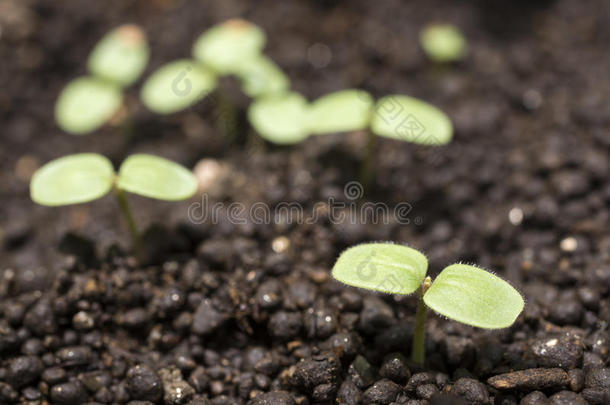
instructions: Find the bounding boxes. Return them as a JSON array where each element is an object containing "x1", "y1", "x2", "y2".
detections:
[
  {"x1": 126, "y1": 365, "x2": 163, "y2": 402},
  {"x1": 451, "y1": 378, "x2": 489, "y2": 405},
  {"x1": 362, "y1": 379, "x2": 401, "y2": 405},
  {"x1": 50, "y1": 381, "x2": 88, "y2": 405}
]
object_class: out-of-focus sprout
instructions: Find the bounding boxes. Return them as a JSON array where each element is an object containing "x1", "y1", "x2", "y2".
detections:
[
  {"x1": 55, "y1": 24, "x2": 150, "y2": 135},
  {"x1": 420, "y1": 23, "x2": 467, "y2": 63}
]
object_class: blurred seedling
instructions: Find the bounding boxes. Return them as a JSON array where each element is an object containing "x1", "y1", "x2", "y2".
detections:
[
  {"x1": 420, "y1": 23, "x2": 467, "y2": 63},
  {"x1": 55, "y1": 24, "x2": 150, "y2": 135},
  {"x1": 248, "y1": 89, "x2": 452, "y2": 188},
  {"x1": 331, "y1": 243, "x2": 524, "y2": 364},
  {"x1": 30, "y1": 153, "x2": 197, "y2": 252},
  {"x1": 142, "y1": 19, "x2": 288, "y2": 140}
]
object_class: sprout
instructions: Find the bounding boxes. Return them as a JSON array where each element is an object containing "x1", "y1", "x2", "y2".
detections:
[
  {"x1": 88, "y1": 24, "x2": 150, "y2": 86},
  {"x1": 248, "y1": 89, "x2": 452, "y2": 190},
  {"x1": 236, "y1": 55, "x2": 289, "y2": 98},
  {"x1": 332, "y1": 243, "x2": 524, "y2": 364},
  {"x1": 420, "y1": 24, "x2": 466, "y2": 63},
  {"x1": 55, "y1": 77, "x2": 123, "y2": 135},
  {"x1": 192, "y1": 19, "x2": 266, "y2": 74},
  {"x1": 141, "y1": 59, "x2": 217, "y2": 114},
  {"x1": 247, "y1": 92, "x2": 309, "y2": 144},
  {"x1": 55, "y1": 24, "x2": 149, "y2": 135},
  {"x1": 30, "y1": 153, "x2": 197, "y2": 250}
]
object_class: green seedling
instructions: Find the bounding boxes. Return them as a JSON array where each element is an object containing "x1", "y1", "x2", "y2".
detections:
[
  {"x1": 236, "y1": 55, "x2": 290, "y2": 98},
  {"x1": 30, "y1": 153, "x2": 197, "y2": 251},
  {"x1": 55, "y1": 24, "x2": 150, "y2": 135},
  {"x1": 420, "y1": 23, "x2": 467, "y2": 63},
  {"x1": 141, "y1": 59, "x2": 217, "y2": 114},
  {"x1": 332, "y1": 243, "x2": 524, "y2": 364},
  {"x1": 248, "y1": 89, "x2": 452, "y2": 188}
]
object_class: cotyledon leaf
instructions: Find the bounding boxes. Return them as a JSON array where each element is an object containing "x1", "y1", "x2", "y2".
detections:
[
  {"x1": 370, "y1": 95, "x2": 453, "y2": 145},
  {"x1": 308, "y1": 89, "x2": 374, "y2": 135},
  {"x1": 332, "y1": 243, "x2": 428, "y2": 295},
  {"x1": 117, "y1": 154, "x2": 197, "y2": 201},
  {"x1": 30, "y1": 153, "x2": 115, "y2": 206},
  {"x1": 423, "y1": 264, "x2": 524, "y2": 329}
]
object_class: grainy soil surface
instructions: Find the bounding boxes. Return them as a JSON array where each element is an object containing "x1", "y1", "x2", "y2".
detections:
[{"x1": 1, "y1": 0, "x2": 609, "y2": 404}]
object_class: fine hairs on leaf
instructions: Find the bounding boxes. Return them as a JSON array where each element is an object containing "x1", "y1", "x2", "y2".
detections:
[
  {"x1": 30, "y1": 153, "x2": 197, "y2": 250},
  {"x1": 331, "y1": 242, "x2": 524, "y2": 364}
]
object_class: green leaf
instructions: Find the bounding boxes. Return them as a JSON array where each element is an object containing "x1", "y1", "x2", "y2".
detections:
[
  {"x1": 236, "y1": 55, "x2": 289, "y2": 98},
  {"x1": 332, "y1": 243, "x2": 428, "y2": 295},
  {"x1": 30, "y1": 154, "x2": 114, "y2": 206},
  {"x1": 248, "y1": 92, "x2": 309, "y2": 144},
  {"x1": 117, "y1": 154, "x2": 197, "y2": 201},
  {"x1": 423, "y1": 264, "x2": 524, "y2": 329},
  {"x1": 420, "y1": 24, "x2": 466, "y2": 63},
  {"x1": 88, "y1": 24, "x2": 150, "y2": 86},
  {"x1": 55, "y1": 77, "x2": 123, "y2": 135},
  {"x1": 370, "y1": 95, "x2": 453, "y2": 145},
  {"x1": 192, "y1": 19, "x2": 266, "y2": 74},
  {"x1": 140, "y1": 59, "x2": 217, "y2": 114},
  {"x1": 308, "y1": 89, "x2": 373, "y2": 135}
]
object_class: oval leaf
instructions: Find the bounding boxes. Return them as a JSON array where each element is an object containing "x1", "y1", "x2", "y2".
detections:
[
  {"x1": 248, "y1": 92, "x2": 309, "y2": 144},
  {"x1": 30, "y1": 154, "x2": 114, "y2": 206},
  {"x1": 423, "y1": 264, "x2": 524, "y2": 329},
  {"x1": 420, "y1": 24, "x2": 466, "y2": 63},
  {"x1": 141, "y1": 60, "x2": 217, "y2": 114},
  {"x1": 192, "y1": 19, "x2": 265, "y2": 74},
  {"x1": 308, "y1": 89, "x2": 373, "y2": 135},
  {"x1": 236, "y1": 55, "x2": 289, "y2": 98},
  {"x1": 88, "y1": 24, "x2": 150, "y2": 86},
  {"x1": 55, "y1": 77, "x2": 123, "y2": 135},
  {"x1": 332, "y1": 243, "x2": 428, "y2": 295},
  {"x1": 370, "y1": 95, "x2": 453, "y2": 145},
  {"x1": 117, "y1": 154, "x2": 197, "y2": 201}
]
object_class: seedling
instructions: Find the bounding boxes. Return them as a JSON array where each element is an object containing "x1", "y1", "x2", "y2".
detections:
[
  {"x1": 420, "y1": 24, "x2": 467, "y2": 63},
  {"x1": 331, "y1": 243, "x2": 524, "y2": 364},
  {"x1": 248, "y1": 89, "x2": 452, "y2": 188},
  {"x1": 30, "y1": 153, "x2": 197, "y2": 251},
  {"x1": 55, "y1": 24, "x2": 150, "y2": 134}
]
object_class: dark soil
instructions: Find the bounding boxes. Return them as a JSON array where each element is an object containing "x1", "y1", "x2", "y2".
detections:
[{"x1": 1, "y1": 0, "x2": 610, "y2": 404}]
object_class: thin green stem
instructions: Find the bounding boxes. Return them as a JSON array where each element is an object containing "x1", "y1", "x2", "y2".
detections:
[
  {"x1": 360, "y1": 130, "x2": 376, "y2": 192},
  {"x1": 411, "y1": 276, "x2": 431, "y2": 364},
  {"x1": 113, "y1": 187, "x2": 140, "y2": 253}
]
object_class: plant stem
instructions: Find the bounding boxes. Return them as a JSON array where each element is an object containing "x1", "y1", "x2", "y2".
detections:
[
  {"x1": 411, "y1": 276, "x2": 432, "y2": 364},
  {"x1": 113, "y1": 187, "x2": 140, "y2": 253},
  {"x1": 360, "y1": 130, "x2": 376, "y2": 192}
]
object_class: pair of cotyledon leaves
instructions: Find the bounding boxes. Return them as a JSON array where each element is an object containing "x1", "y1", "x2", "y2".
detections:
[
  {"x1": 248, "y1": 89, "x2": 453, "y2": 145},
  {"x1": 141, "y1": 19, "x2": 287, "y2": 114},
  {"x1": 56, "y1": 25, "x2": 150, "y2": 135},
  {"x1": 30, "y1": 154, "x2": 197, "y2": 206},
  {"x1": 332, "y1": 243, "x2": 524, "y2": 329}
]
